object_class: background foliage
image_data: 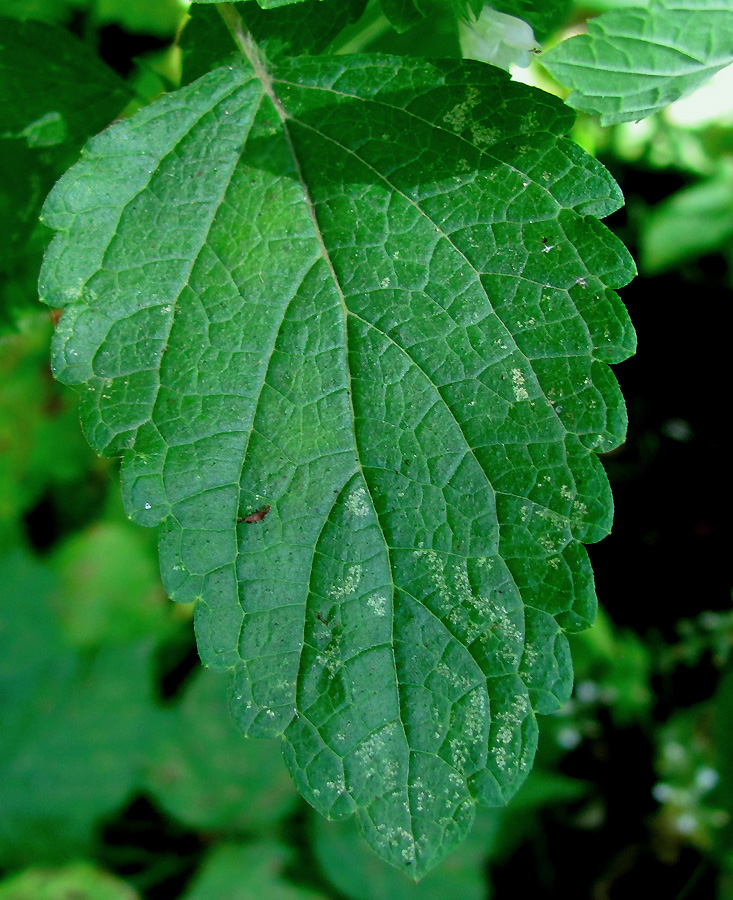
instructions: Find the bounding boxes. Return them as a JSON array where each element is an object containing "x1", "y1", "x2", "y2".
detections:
[{"x1": 0, "y1": 0, "x2": 730, "y2": 896}]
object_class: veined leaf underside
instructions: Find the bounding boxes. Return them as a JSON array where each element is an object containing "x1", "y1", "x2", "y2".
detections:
[{"x1": 39, "y1": 4, "x2": 635, "y2": 875}]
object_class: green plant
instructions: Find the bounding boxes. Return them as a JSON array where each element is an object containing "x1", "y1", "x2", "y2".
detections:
[{"x1": 2, "y1": 0, "x2": 732, "y2": 883}]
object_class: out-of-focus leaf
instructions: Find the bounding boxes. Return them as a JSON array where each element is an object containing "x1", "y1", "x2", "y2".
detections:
[
  {"x1": 543, "y1": 0, "x2": 733, "y2": 125},
  {"x1": 52, "y1": 522, "x2": 170, "y2": 648},
  {"x1": 568, "y1": 608, "x2": 652, "y2": 725},
  {"x1": 93, "y1": 0, "x2": 187, "y2": 35},
  {"x1": 145, "y1": 669, "x2": 297, "y2": 833},
  {"x1": 0, "y1": 0, "x2": 78, "y2": 24},
  {"x1": 640, "y1": 171, "x2": 733, "y2": 273},
  {"x1": 182, "y1": 0, "x2": 368, "y2": 80},
  {"x1": 313, "y1": 807, "x2": 500, "y2": 900},
  {"x1": 181, "y1": 843, "x2": 327, "y2": 900},
  {"x1": 0, "y1": 551, "x2": 158, "y2": 866},
  {"x1": 381, "y1": 0, "x2": 427, "y2": 32},
  {"x1": 0, "y1": 864, "x2": 140, "y2": 900},
  {"x1": 0, "y1": 18, "x2": 131, "y2": 329},
  {"x1": 0, "y1": 19, "x2": 130, "y2": 147},
  {"x1": 0, "y1": 315, "x2": 96, "y2": 542}
]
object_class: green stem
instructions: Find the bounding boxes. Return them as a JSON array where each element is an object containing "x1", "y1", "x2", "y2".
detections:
[{"x1": 328, "y1": 1, "x2": 393, "y2": 54}]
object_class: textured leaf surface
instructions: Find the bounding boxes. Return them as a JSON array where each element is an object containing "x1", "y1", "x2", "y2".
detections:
[
  {"x1": 39, "y1": 6, "x2": 634, "y2": 875},
  {"x1": 542, "y1": 0, "x2": 733, "y2": 125}
]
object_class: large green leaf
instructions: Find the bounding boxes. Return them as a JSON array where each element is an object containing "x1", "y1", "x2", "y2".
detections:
[
  {"x1": 542, "y1": 0, "x2": 733, "y2": 125},
  {"x1": 39, "y1": 4, "x2": 634, "y2": 875}
]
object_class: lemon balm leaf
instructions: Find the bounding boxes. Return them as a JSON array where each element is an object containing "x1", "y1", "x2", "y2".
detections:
[
  {"x1": 39, "y1": 4, "x2": 634, "y2": 875},
  {"x1": 542, "y1": 0, "x2": 733, "y2": 125}
]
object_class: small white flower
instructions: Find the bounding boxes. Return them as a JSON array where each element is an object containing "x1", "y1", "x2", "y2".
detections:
[{"x1": 459, "y1": 5, "x2": 539, "y2": 71}]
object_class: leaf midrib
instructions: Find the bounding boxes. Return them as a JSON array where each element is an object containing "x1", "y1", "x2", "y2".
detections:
[{"x1": 217, "y1": 6, "x2": 418, "y2": 837}]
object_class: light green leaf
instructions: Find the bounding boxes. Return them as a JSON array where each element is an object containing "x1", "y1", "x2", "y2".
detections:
[
  {"x1": 145, "y1": 669, "x2": 297, "y2": 833},
  {"x1": 542, "y1": 0, "x2": 733, "y2": 125},
  {"x1": 181, "y1": 843, "x2": 327, "y2": 900},
  {"x1": 0, "y1": 552, "x2": 158, "y2": 866},
  {"x1": 0, "y1": 864, "x2": 139, "y2": 900},
  {"x1": 193, "y1": 0, "x2": 313, "y2": 7},
  {"x1": 52, "y1": 522, "x2": 171, "y2": 648},
  {"x1": 39, "y1": 6, "x2": 634, "y2": 875},
  {"x1": 0, "y1": 316, "x2": 95, "y2": 541},
  {"x1": 639, "y1": 171, "x2": 733, "y2": 273}
]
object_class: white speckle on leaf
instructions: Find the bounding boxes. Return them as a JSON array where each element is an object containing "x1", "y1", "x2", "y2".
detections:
[
  {"x1": 345, "y1": 485, "x2": 370, "y2": 518},
  {"x1": 510, "y1": 367, "x2": 529, "y2": 402},
  {"x1": 329, "y1": 564, "x2": 362, "y2": 600},
  {"x1": 367, "y1": 594, "x2": 388, "y2": 616}
]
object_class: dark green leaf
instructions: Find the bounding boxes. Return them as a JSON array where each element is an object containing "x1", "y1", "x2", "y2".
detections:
[
  {"x1": 380, "y1": 0, "x2": 427, "y2": 32},
  {"x1": 39, "y1": 7, "x2": 634, "y2": 874},
  {"x1": 182, "y1": 0, "x2": 368, "y2": 80},
  {"x1": 490, "y1": 0, "x2": 572, "y2": 41},
  {"x1": 0, "y1": 19, "x2": 130, "y2": 147}
]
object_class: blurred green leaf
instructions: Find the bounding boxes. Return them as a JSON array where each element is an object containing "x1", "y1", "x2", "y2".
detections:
[
  {"x1": 52, "y1": 521, "x2": 171, "y2": 648},
  {"x1": 93, "y1": 0, "x2": 187, "y2": 35},
  {"x1": 0, "y1": 864, "x2": 140, "y2": 900},
  {"x1": 380, "y1": 0, "x2": 426, "y2": 32},
  {"x1": 145, "y1": 669, "x2": 297, "y2": 834},
  {"x1": 568, "y1": 608, "x2": 652, "y2": 725},
  {"x1": 640, "y1": 170, "x2": 733, "y2": 273},
  {"x1": 0, "y1": 315, "x2": 97, "y2": 542},
  {"x1": 0, "y1": 17, "x2": 132, "y2": 329},
  {"x1": 313, "y1": 808, "x2": 499, "y2": 899},
  {"x1": 0, "y1": 551, "x2": 159, "y2": 866},
  {"x1": 181, "y1": 843, "x2": 327, "y2": 900},
  {"x1": 0, "y1": 18, "x2": 130, "y2": 147},
  {"x1": 490, "y1": 0, "x2": 572, "y2": 41},
  {"x1": 543, "y1": 1, "x2": 733, "y2": 125},
  {"x1": 182, "y1": 0, "x2": 368, "y2": 79}
]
